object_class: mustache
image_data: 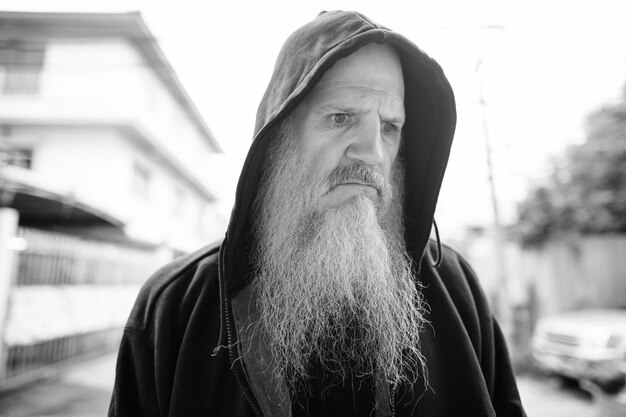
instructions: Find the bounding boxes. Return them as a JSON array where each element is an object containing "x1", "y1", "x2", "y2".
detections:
[{"x1": 326, "y1": 163, "x2": 392, "y2": 201}]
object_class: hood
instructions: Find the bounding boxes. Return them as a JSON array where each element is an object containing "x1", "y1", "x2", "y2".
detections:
[{"x1": 222, "y1": 10, "x2": 457, "y2": 295}]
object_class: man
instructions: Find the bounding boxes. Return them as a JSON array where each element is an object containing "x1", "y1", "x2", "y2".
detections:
[{"x1": 110, "y1": 10, "x2": 526, "y2": 417}]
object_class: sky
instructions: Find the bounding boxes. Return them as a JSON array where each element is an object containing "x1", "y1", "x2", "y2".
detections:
[{"x1": 2, "y1": 0, "x2": 626, "y2": 239}]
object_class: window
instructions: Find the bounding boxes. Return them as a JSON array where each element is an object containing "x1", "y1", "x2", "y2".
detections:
[
  {"x1": 0, "y1": 42, "x2": 46, "y2": 95},
  {"x1": 131, "y1": 161, "x2": 151, "y2": 198}
]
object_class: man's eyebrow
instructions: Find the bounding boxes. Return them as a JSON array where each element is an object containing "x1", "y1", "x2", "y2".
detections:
[
  {"x1": 385, "y1": 116, "x2": 405, "y2": 124},
  {"x1": 316, "y1": 103, "x2": 366, "y2": 114}
]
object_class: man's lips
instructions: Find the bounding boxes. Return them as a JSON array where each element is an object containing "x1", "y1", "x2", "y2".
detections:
[
  {"x1": 332, "y1": 182, "x2": 380, "y2": 195},
  {"x1": 317, "y1": 181, "x2": 382, "y2": 211},
  {"x1": 325, "y1": 183, "x2": 381, "y2": 204},
  {"x1": 323, "y1": 163, "x2": 391, "y2": 206}
]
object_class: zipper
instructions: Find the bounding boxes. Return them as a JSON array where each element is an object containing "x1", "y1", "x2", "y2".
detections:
[{"x1": 224, "y1": 294, "x2": 264, "y2": 417}]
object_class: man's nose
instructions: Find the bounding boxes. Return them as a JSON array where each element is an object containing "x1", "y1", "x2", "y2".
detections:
[{"x1": 345, "y1": 117, "x2": 385, "y2": 166}]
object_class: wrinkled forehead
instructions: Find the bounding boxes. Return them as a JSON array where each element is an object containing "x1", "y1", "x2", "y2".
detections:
[{"x1": 313, "y1": 42, "x2": 405, "y2": 103}]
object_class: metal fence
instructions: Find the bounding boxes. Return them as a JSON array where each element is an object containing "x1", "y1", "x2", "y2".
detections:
[
  {"x1": 15, "y1": 228, "x2": 158, "y2": 286},
  {"x1": 0, "y1": 227, "x2": 164, "y2": 389},
  {"x1": 2, "y1": 328, "x2": 123, "y2": 390}
]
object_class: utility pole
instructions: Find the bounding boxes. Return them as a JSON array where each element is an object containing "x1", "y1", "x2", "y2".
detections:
[
  {"x1": 407, "y1": 23, "x2": 513, "y2": 336},
  {"x1": 475, "y1": 58, "x2": 511, "y2": 336}
]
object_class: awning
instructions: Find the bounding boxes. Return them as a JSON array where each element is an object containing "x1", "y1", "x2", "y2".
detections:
[{"x1": 0, "y1": 178, "x2": 124, "y2": 229}]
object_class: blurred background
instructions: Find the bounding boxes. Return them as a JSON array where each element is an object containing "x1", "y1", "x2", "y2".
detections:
[{"x1": 0, "y1": 1, "x2": 625, "y2": 416}]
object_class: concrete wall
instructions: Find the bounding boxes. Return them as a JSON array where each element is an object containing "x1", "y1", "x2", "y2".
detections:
[
  {"x1": 463, "y1": 234, "x2": 626, "y2": 319},
  {"x1": 517, "y1": 235, "x2": 626, "y2": 316}
]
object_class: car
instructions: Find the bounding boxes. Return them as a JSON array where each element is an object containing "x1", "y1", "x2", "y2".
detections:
[{"x1": 531, "y1": 308, "x2": 626, "y2": 380}]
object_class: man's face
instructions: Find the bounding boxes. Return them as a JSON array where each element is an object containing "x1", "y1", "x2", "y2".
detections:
[{"x1": 291, "y1": 43, "x2": 405, "y2": 212}]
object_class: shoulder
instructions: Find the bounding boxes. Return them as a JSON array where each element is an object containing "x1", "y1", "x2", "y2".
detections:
[
  {"x1": 125, "y1": 240, "x2": 223, "y2": 338},
  {"x1": 420, "y1": 240, "x2": 498, "y2": 360},
  {"x1": 424, "y1": 240, "x2": 484, "y2": 294},
  {"x1": 421, "y1": 239, "x2": 492, "y2": 323}
]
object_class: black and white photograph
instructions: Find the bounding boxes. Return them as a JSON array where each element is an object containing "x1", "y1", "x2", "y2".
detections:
[{"x1": 0, "y1": 1, "x2": 625, "y2": 416}]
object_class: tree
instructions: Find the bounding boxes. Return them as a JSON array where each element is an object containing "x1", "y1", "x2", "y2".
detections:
[{"x1": 515, "y1": 84, "x2": 626, "y2": 246}]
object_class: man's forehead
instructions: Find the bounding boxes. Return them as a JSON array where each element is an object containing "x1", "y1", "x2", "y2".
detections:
[
  {"x1": 313, "y1": 43, "x2": 405, "y2": 102},
  {"x1": 309, "y1": 84, "x2": 405, "y2": 112}
]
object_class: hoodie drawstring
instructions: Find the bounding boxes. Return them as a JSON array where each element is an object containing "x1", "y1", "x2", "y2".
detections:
[{"x1": 432, "y1": 220, "x2": 443, "y2": 269}]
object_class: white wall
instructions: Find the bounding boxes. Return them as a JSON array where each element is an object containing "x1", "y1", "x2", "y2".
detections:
[
  {"x1": 6, "y1": 125, "x2": 223, "y2": 251},
  {"x1": 38, "y1": 39, "x2": 216, "y2": 189},
  {"x1": 41, "y1": 39, "x2": 147, "y2": 104}
]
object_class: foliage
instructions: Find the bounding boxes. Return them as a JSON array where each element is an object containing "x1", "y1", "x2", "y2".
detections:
[{"x1": 515, "y1": 85, "x2": 626, "y2": 247}]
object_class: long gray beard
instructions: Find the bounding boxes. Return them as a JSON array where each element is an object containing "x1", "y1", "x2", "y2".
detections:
[{"x1": 251, "y1": 121, "x2": 427, "y2": 392}]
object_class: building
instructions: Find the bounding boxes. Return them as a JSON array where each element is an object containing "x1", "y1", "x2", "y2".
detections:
[
  {"x1": 0, "y1": 11, "x2": 224, "y2": 252},
  {"x1": 0, "y1": 11, "x2": 224, "y2": 388}
]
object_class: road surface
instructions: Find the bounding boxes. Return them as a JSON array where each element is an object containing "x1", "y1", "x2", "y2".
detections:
[{"x1": 0, "y1": 353, "x2": 604, "y2": 417}]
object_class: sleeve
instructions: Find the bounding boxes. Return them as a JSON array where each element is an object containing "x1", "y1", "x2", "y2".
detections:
[{"x1": 108, "y1": 328, "x2": 162, "y2": 417}]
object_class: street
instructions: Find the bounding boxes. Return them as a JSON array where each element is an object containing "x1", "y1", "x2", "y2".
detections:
[
  {"x1": 0, "y1": 353, "x2": 115, "y2": 417},
  {"x1": 0, "y1": 353, "x2": 603, "y2": 417},
  {"x1": 517, "y1": 374, "x2": 596, "y2": 417}
]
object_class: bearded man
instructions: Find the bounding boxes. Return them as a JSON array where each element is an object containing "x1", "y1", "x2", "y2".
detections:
[{"x1": 110, "y1": 11, "x2": 526, "y2": 417}]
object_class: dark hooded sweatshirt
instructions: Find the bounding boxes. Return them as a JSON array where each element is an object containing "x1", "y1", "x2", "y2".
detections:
[{"x1": 109, "y1": 10, "x2": 526, "y2": 417}]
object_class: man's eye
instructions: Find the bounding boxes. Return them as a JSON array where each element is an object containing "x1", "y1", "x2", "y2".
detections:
[
  {"x1": 331, "y1": 113, "x2": 350, "y2": 124},
  {"x1": 382, "y1": 122, "x2": 400, "y2": 134}
]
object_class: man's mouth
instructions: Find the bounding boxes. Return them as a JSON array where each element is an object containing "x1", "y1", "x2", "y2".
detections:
[
  {"x1": 331, "y1": 181, "x2": 380, "y2": 195},
  {"x1": 322, "y1": 163, "x2": 391, "y2": 208},
  {"x1": 316, "y1": 183, "x2": 381, "y2": 211}
]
